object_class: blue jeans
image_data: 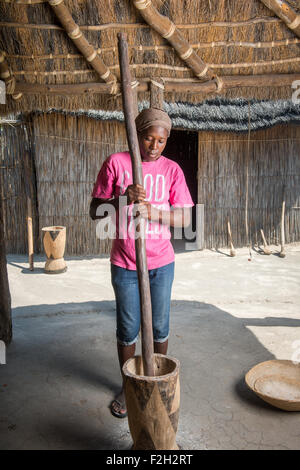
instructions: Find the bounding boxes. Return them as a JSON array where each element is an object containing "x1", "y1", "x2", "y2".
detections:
[{"x1": 111, "y1": 262, "x2": 175, "y2": 346}]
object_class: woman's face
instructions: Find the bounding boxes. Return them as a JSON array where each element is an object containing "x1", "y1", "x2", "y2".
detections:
[{"x1": 138, "y1": 125, "x2": 168, "y2": 162}]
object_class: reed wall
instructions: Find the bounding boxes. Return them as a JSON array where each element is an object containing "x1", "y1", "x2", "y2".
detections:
[
  {"x1": 0, "y1": 120, "x2": 37, "y2": 254},
  {"x1": 1, "y1": 113, "x2": 299, "y2": 255},
  {"x1": 32, "y1": 112, "x2": 128, "y2": 255},
  {"x1": 198, "y1": 123, "x2": 300, "y2": 249}
]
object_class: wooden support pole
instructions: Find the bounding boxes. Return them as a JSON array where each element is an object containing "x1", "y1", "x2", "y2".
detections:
[
  {"x1": 164, "y1": 73, "x2": 300, "y2": 93},
  {"x1": 12, "y1": 73, "x2": 300, "y2": 95},
  {"x1": 47, "y1": 0, "x2": 117, "y2": 85},
  {"x1": 132, "y1": 0, "x2": 213, "y2": 81},
  {"x1": 118, "y1": 32, "x2": 155, "y2": 377},
  {"x1": 150, "y1": 78, "x2": 164, "y2": 110},
  {"x1": 14, "y1": 81, "x2": 123, "y2": 95},
  {"x1": 259, "y1": 0, "x2": 300, "y2": 38},
  {"x1": 0, "y1": 197, "x2": 12, "y2": 345}
]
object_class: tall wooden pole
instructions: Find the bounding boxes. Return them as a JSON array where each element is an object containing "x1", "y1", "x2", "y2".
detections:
[
  {"x1": 0, "y1": 197, "x2": 12, "y2": 345},
  {"x1": 118, "y1": 33, "x2": 155, "y2": 377}
]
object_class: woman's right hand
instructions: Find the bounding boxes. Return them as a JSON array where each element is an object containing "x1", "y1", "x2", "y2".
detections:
[{"x1": 124, "y1": 184, "x2": 146, "y2": 205}]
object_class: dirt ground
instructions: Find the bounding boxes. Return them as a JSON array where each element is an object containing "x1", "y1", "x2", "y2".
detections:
[{"x1": 1, "y1": 243, "x2": 300, "y2": 450}]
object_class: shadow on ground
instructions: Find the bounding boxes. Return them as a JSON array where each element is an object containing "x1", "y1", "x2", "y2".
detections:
[{"x1": 1, "y1": 300, "x2": 299, "y2": 449}]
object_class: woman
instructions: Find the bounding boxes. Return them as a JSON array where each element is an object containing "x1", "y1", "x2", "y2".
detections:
[{"x1": 90, "y1": 108, "x2": 193, "y2": 418}]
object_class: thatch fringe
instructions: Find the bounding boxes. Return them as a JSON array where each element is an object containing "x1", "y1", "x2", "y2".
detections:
[
  {"x1": 28, "y1": 97, "x2": 300, "y2": 133},
  {"x1": 163, "y1": 99, "x2": 300, "y2": 132},
  {"x1": 1, "y1": 84, "x2": 297, "y2": 114}
]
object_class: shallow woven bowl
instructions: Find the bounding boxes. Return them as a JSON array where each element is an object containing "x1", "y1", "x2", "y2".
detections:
[{"x1": 245, "y1": 360, "x2": 300, "y2": 411}]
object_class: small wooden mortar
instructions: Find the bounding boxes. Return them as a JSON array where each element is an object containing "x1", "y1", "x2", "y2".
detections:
[{"x1": 42, "y1": 225, "x2": 67, "y2": 274}]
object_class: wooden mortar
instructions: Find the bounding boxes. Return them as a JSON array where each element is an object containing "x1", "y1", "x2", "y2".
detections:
[{"x1": 123, "y1": 353, "x2": 180, "y2": 450}]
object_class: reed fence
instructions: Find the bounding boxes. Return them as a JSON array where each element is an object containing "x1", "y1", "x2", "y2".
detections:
[
  {"x1": 1, "y1": 112, "x2": 299, "y2": 254},
  {"x1": 198, "y1": 123, "x2": 300, "y2": 249},
  {"x1": 0, "y1": 119, "x2": 38, "y2": 254},
  {"x1": 32, "y1": 112, "x2": 128, "y2": 255}
]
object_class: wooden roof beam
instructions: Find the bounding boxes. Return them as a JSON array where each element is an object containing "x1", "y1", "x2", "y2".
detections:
[
  {"x1": 11, "y1": 73, "x2": 300, "y2": 95},
  {"x1": 131, "y1": 0, "x2": 214, "y2": 81},
  {"x1": 259, "y1": 0, "x2": 300, "y2": 37},
  {"x1": 47, "y1": 0, "x2": 117, "y2": 85}
]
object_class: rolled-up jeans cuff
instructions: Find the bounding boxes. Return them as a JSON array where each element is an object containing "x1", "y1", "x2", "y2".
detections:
[
  {"x1": 154, "y1": 334, "x2": 169, "y2": 344},
  {"x1": 116, "y1": 332, "x2": 139, "y2": 346}
]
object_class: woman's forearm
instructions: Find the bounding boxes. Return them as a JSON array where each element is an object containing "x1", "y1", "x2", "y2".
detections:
[
  {"x1": 90, "y1": 185, "x2": 146, "y2": 220},
  {"x1": 91, "y1": 198, "x2": 192, "y2": 228},
  {"x1": 158, "y1": 208, "x2": 191, "y2": 228},
  {"x1": 89, "y1": 197, "x2": 120, "y2": 220},
  {"x1": 136, "y1": 203, "x2": 191, "y2": 228}
]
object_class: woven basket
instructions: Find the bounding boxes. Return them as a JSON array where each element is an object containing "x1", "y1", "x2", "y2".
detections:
[{"x1": 245, "y1": 360, "x2": 300, "y2": 411}]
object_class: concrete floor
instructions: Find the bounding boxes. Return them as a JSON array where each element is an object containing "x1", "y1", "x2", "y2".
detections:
[{"x1": 1, "y1": 243, "x2": 300, "y2": 450}]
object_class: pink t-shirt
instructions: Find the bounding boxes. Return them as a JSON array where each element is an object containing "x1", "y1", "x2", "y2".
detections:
[{"x1": 91, "y1": 151, "x2": 194, "y2": 270}]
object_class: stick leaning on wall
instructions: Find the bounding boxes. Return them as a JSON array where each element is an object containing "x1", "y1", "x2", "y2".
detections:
[
  {"x1": 227, "y1": 220, "x2": 236, "y2": 257},
  {"x1": 260, "y1": 229, "x2": 271, "y2": 255},
  {"x1": 279, "y1": 201, "x2": 286, "y2": 258}
]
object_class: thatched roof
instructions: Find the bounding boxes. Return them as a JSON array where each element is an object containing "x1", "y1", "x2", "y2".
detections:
[{"x1": 1, "y1": 0, "x2": 300, "y2": 113}]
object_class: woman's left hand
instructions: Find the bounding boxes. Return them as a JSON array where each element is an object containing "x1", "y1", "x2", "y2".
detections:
[{"x1": 134, "y1": 202, "x2": 160, "y2": 222}]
